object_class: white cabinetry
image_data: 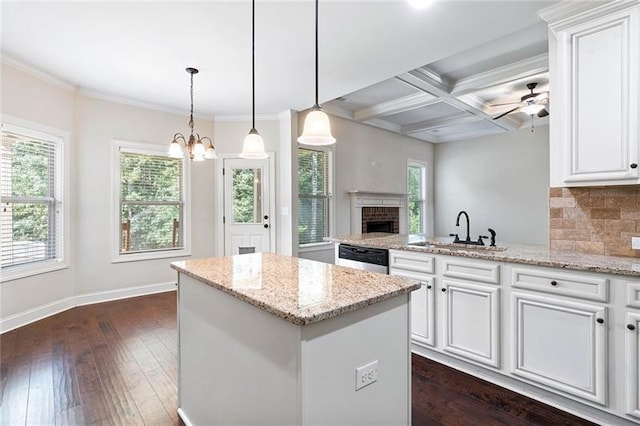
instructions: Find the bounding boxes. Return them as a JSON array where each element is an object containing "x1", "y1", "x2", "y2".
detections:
[
  {"x1": 542, "y1": 2, "x2": 640, "y2": 187},
  {"x1": 442, "y1": 279, "x2": 500, "y2": 368},
  {"x1": 389, "y1": 250, "x2": 435, "y2": 347},
  {"x1": 626, "y1": 281, "x2": 640, "y2": 419}
]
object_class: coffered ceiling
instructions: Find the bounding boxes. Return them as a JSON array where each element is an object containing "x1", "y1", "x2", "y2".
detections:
[{"x1": 324, "y1": 22, "x2": 551, "y2": 143}]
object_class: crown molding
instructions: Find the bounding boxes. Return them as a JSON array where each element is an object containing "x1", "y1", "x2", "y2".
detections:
[
  {"x1": 1, "y1": 54, "x2": 76, "y2": 92},
  {"x1": 539, "y1": 0, "x2": 638, "y2": 29}
]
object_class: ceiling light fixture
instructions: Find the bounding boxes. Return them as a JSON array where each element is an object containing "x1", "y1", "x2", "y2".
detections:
[
  {"x1": 408, "y1": 0, "x2": 434, "y2": 10},
  {"x1": 239, "y1": 0, "x2": 268, "y2": 159},
  {"x1": 297, "y1": 0, "x2": 336, "y2": 146},
  {"x1": 168, "y1": 67, "x2": 217, "y2": 162},
  {"x1": 520, "y1": 103, "x2": 545, "y2": 116}
]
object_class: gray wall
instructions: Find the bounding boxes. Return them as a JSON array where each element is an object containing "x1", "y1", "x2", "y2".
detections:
[{"x1": 433, "y1": 127, "x2": 549, "y2": 245}]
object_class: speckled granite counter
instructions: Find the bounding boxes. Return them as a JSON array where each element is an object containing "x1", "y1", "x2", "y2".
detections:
[
  {"x1": 171, "y1": 252, "x2": 420, "y2": 325},
  {"x1": 327, "y1": 233, "x2": 640, "y2": 277}
]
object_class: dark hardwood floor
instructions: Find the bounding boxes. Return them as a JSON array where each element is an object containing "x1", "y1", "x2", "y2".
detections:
[{"x1": 0, "y1": 291, "x2": 596, "y2": 425}]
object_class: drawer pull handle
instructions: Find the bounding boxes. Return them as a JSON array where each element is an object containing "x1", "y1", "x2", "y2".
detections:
[
  {"x1": 628, "y1": 324, "x2": 637, "y2": 331},
  {"x1": 596, "y1": 318, "x2": 604, "y2": 324},
  {"x1": 441, "y1": 288, "x2": 447, "y2": 292},
  {"x1": 550, "y1": 280, "x2": 558, "y2": 286}
]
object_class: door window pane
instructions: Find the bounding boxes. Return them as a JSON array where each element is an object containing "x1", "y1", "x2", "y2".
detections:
[{"x1": 232, "y1": 168, "x2": 262, "y2": 223}]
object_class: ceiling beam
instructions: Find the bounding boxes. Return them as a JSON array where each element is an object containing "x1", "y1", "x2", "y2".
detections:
[
  {"x1": 401, "y1": 113, "x2": 481, "y2": 134},
  {"x1": 353, "y1": 91, "x2": 437, "y2": 122}
]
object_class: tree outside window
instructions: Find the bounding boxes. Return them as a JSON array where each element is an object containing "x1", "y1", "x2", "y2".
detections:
[{"x1": 408, "y1": 162, "x2": 426, "y2": 234}]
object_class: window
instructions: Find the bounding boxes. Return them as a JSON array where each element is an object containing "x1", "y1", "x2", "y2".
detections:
[
  {"x1": 114, "y1": 141, "x2": 189, "y2": 261},
  {"x1": 298, "y1": 148, "x2": 332, "y2": 245},
  {"x1": 1, "y1": 122, "x2": 66, "y2": 278},
  {"x1": 408, "y1": 161, "x2": 426, "y2": 234}
]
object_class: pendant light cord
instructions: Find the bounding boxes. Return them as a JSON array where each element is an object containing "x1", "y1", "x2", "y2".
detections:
[
  {"x1": 252, "y1": 0, "x2": 256, "y2": 130},
  {"x1": 314, "y1": 0, "x2": 319, "y2": 108}
]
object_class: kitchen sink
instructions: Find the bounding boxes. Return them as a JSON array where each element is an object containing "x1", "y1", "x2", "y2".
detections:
[{"x1": 407, "y1": 240, "x2": 506, "y2": 252}]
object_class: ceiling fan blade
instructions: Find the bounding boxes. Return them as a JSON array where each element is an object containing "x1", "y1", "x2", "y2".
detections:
[
  {"x1": 490, "y1": 101, "x2": 521, "y2": 107},
  {"x1": 532, "y1": 92, "x2": 549, "y2": 102},
  {"x1": 537, "y1": 108, "x2": 549, "y2": 118},
  {"x1": 493, "y1": 107, "x2": 519, "y2": 120}
]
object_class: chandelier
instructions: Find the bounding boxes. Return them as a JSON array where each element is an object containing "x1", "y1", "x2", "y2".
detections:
[{"x1": 168, "y1": 67, "x2": 217, "y2": 162}]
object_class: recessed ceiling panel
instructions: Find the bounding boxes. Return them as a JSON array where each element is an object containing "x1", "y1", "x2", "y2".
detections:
[
  {"x1": 384, "y1": 101, "x2": 466, "y2": 126},
  {"x1": 414, "y1": 120, "x2": 505, "y2": 143},
  {"x1": 330, "y1": 78, "x2": 421, "y2": 113}
]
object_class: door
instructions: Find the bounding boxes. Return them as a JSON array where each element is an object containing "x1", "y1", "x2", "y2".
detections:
[
  {"x1": 511, "y1": 292, "x2": 607, "y2": 404},
  {"x1": 223, "y1": 158, "x2": 273, "y2": 255},
  {"x1": 441, "y1": 279, "x2": 500, "y2": 368}
]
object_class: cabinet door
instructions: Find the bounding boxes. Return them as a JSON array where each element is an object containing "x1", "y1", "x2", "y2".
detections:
[
  {"x1": 511, "y1": 292, "x2": 607, "y2": 404},
  {"x1": 392, "y1": 269, "x2": 435, "y2": 347},
  {"x1": 557, "y1": 6, "x2": 639, "y2": 185},
  {"x1": 626, "y1": 311, "x2": 640, "y2": 419},
  {"x1": 441, "y1": 279, "x2": 500, "y2": 368}
]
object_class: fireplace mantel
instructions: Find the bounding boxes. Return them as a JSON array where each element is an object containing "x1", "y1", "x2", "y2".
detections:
[{"x1": 348, "y1": 190, "x2": 407, "y2": 235}]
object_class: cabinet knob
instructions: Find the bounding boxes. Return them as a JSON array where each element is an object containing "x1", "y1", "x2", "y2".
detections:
[
  {"x1": 441, "y1": 288, "x2": 447, "y2": 292},
  {"x1": 596, "y1": 318, "x2": 604, "y2": 324},
  {"x1": 263, "y1": 224, "x2": 269, "y2": 228},
  {"x1": 427, "y1": 285, "x2": 432, "y2": 289},
  {"x1": 631, "y1": 163, "x2": 638, "y2": 169},
  {"x1": 628, "y1": 324, "x2": 637, "y2": 331},
  {"x1": 550, "y1": 280, "x2": 558, "y2": 286}
]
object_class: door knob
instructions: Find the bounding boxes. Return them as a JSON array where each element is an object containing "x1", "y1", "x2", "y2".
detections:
[{"x1": 263, "y1": 224, "x2": 269, "y2": 229}]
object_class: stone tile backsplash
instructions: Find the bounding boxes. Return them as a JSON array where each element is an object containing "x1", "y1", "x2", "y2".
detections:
[{"x1": 549, "y1": 186, "x2": 640, "y2": 257}]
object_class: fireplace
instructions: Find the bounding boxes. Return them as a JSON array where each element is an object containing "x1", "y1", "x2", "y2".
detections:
[{"x1": 348, "y1": 190, "x2": 407, "y2": 235}]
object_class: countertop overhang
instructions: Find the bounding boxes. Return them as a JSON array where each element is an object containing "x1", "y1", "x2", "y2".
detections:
[
  {"x1": 328, "y1": 233, "x2": 640, "y2": 277},
  {"x1": 171, "y1": 252, "x2": 420, "y2": 326}
]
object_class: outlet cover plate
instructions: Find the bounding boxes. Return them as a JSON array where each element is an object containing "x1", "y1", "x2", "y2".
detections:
[{"x1": 355, "y1": 360, "x2": 378, "y2": 391}]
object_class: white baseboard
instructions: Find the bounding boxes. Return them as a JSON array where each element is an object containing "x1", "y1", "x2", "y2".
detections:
[{"x1": 0, "y1": 281, "x2": 177, "y2": 334}]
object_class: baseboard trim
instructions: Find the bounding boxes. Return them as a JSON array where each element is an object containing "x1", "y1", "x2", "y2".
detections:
[
  {"x1": 1, "y1": 281, "x2": 177, "y2": 334},
  {"x1": 177, "y1": 408, "x2": 195, "y2": 426}
]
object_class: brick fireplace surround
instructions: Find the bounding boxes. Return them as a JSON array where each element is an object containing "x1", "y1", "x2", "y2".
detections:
[
  {"x1": 549, "y1": 186, "x2": 640, "y2": 257},
  {"x1": 361, "y1": 207, "x2": 400, "y2": 234}
]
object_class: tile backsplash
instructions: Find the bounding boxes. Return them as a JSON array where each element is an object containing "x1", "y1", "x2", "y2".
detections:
[{"x1": 549, "y1": 186, "x2": 640, "y2": 257}]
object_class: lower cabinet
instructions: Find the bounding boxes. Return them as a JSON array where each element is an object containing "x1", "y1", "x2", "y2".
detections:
[
  {"x1": 395, "y1": 270, "x2": 435, "y2": 347},
  {"x1": 626, "y1": 311, "x2": 640, "y2": 419},
  {"x1": 441, "y1": 279, "x2": 500, "y2": 368},
  {"x1": 510, "y1": 292, "x2": 608, "y2": 404}
]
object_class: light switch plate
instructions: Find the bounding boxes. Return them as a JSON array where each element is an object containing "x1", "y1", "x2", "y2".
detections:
[{"x1": 632, "y1": 236, "x2": 640, "y2": 250}]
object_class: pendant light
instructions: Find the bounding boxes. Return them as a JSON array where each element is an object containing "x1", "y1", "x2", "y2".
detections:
[
  {"x1": 168, "y1": 67, "x2": 217, "y2": 162},
  {"x1": 239, "y1": 0, "x2": 268, "y2": 159},
  {"x1": 298, "y1": 0, "x2": 336, "y2": 146}
]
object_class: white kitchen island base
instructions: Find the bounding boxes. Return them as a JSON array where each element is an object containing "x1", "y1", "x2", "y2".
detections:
[{"x1": 178, "y1": 273, "x2": 412, "y2": 426}]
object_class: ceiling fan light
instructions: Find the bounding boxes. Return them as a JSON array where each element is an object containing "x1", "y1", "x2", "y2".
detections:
[
  {"x1": 521, "y1": 103, "x2": 545, "y2": 116},
  {"x1": 240, "y1": 129, "x2": 268, "y2": 159},
  {"x1": 168, "y1": 140, "x2": 184, "y2": 158},
  {"x1": 298, "y1": 109, "x2": 336, "y2": 146}
]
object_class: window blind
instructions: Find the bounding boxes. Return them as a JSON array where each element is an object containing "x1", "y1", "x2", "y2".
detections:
[
  {"x1": 1, "y1": 130, "x2": 61, "y2": 269},
  {"x1": 119, "y1": 150, "x2": 184, "y2": 253},
  {"x1": 298, "y1": 148, "x2": 331, "y2": 245}
]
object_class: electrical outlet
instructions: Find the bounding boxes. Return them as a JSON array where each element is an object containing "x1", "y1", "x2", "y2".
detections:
[
  {"x1": 355, "y1": 360, "x2": 378, "y2": 391},
  {"x1": 633, "y1": 236, "x2": 640, "y2": 250}
]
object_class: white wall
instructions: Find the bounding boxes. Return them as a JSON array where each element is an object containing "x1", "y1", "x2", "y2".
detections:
[
  {"x1": 1, "y1": 63, "x2": 77, "y2": 320},
  {"x1": 298, "y1": 113, "x2": 435, "y2": 263},
  {"x1": 433, "y1": 126, "x2": 549, "y2": 245}
]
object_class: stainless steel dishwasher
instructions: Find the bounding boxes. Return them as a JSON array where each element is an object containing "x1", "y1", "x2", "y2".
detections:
[{"x1": 336, "y1": 244, "x2": 389, "y2": 274}]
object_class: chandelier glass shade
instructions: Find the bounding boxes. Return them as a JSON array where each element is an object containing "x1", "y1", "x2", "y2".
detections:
[{"x1": 168, "y1": 67, "x2": 217, "y2": 161}]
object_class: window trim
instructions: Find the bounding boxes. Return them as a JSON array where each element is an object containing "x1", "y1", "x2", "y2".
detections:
[
  {"x1": 111, "y1": 139, "x2": 191, "y2": 263},
  {"x1": 407, "y1": 159, "x2": 427, "y2": 234},
  {"x1": 1, "y1": 115, "x2": 70, "y2": 282},
  {"x1": 297, "y1": 145, "x2": 334, "y2": 248}
]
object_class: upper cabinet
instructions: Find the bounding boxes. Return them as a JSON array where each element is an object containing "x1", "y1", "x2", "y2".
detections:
[{"x1": 541, "y1": 1, "x2": 640, "y2": 187}]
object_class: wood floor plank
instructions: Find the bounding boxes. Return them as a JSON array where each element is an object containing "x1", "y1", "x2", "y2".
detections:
[{"x1": 0, "y1": 291, "x2": 598, "y2": 426}]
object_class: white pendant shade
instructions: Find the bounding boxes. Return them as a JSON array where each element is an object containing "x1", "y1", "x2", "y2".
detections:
[
  {"x1": 193, "y1": 140, "x2": 206, "y2": 156},
  {"x1": 240, "y1": 130, "x2": 268, "y2": 159},
  {"x1": 168, "y1": 140, "x2": 184, "y2": 158},
  {"x1": 204, "y1": 145, "x2": 218, "y2": 159},
  {"x1": 298, "y1": 109, "x2": 336, "y2": 146}
]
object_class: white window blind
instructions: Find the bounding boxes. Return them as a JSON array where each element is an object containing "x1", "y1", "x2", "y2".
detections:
[
  {"x1": 1, "y1": 129, "x2": 62, "y2": 269},
  {"x1": 408, "y1": 162, "x2": 426, "y2": 234},
  {"x1": 298, "y1": 148, "x2": 331, "y2": 245},
  {"x1": 119, "y1": 150, "x2": 184, "y2": 254}
]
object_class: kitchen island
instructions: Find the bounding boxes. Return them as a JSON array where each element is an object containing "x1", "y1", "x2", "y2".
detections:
[{"x1": 171, "y1": 252, "x2": 419, "y2": 426}]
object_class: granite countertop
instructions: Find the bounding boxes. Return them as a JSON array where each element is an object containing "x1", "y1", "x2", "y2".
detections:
[
  {"x1": 328, "y1": 233, "x2": 640, "y2": 277},
  {"x1": 171, "y1": 252, "x2": 420, "y2": 326}
]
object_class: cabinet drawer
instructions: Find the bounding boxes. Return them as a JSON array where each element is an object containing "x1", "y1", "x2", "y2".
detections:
[
  {"x1": 441, "y1": 257, "x2": 500, "y2": 284},
  {"x1": 628, "y1": 282, "x2": 640, "y2": 309},
  {"x1": 511, "y1": 267, "x2": 608, "y2": 302},
  {"x1": 389, "y1": 250, "x2": 435, "y2": 275}
]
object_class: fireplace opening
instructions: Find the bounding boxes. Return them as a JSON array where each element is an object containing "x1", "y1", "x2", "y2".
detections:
[{"x1": 366, "y1": 221, "x2": 394, "y2": 233}]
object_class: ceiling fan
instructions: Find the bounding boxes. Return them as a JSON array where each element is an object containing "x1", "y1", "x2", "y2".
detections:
[{"x1": 492, "y1": 82, "x2": 549, "y2": 120}]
